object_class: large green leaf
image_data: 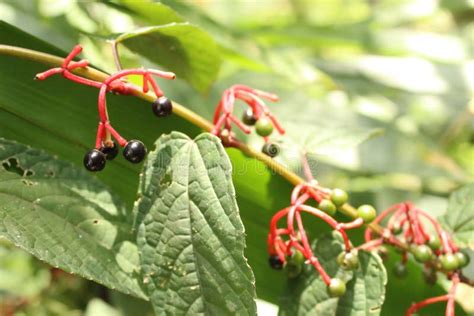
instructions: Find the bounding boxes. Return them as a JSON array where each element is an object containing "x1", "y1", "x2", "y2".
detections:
[
  {"x1": 115, "y1": 23, "x2": 221, "y2": 92},
  {"x1": 135, "y1": 132, "x2": 256, "y2": 315},
  {"x1": 0, "y1": 20, "x2": 290, "y2": 303},
  {"x1": 0, "y1": 138, "x2": 146, "y2": 299},
  {"x1": 440, "y1": 183, "x2": 474, "y2": 249},
  {"x1": 279, "y1": 234, "x2": 387, "y2": 316}
]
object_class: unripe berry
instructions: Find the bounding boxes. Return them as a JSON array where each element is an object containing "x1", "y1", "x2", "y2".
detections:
[
  {"x1": 152, "y1": 96, "x2": 173, "y2": 117},
  {"x1": 318, "y1": 199, "x2": 337, "y2": 216},
  {"x1": 439, "y1": 253, "x2": 459, "y2": 271},
  {"x1": 455, "y1": 251, "x2": 470, "y2": 268},
  {"x1": 83, "y1": 149, "x2": 106, "y2": 172},
  {"x1": 269, "y1": 255, "x2": 284, "y2": 270},
  {"x1": 427, "y1": 235, "x2": 441, "y2": 251},
  {"x1": 330, "y1": 188, "x2": 348, "y2": 206},
  {"x1": 242, "y1": 108, "x2": 257, "y2": 126},
  {"x1": 357, "y1": 204, "x2": 376, "y2": 223},
  {"x1": 286, "y1": 250, "x2": 305, "y2": 278},
  {"x1": 327, "y1": 278, "x2": 346, "y2": 297},
  {"x1": 123, "y1": 140, "x2": 147, "y2": 164},
  {"x1": 413, "y1": 244, "x2": 433, "y2": 263},
  {"x1": 337, "y1": 250, "x2": 359, "y2": 270},
  {"x1": 255, "y1": 117, "x2": 274, "y2": 137}
]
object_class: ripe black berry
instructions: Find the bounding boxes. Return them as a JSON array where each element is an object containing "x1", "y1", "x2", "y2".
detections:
[
  {"x1": 242, "y1": 108, "x2": 257, "y2": 126},
  {"x1": 123, "y1": 140, "x2": 147, "y2": 163},
  {"x1": 269, "y1": 255, "x2": 284, "y2": 270},
  {"x1": 83, "y1": 149, "x2": 106, "y2": 172},
  {"x1": 262, "y1": 142, "x2": 280, "y2": 157},
  {"x1": 152, "y1": 96, "x2": 173, "y2": 117},
  {"x1": 99, "y1": 142, "x2": 119, "y2": 160}
]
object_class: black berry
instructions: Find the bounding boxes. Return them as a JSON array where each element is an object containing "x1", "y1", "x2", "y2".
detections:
[
  {"x1": 123, "y1": 140, "x2": 147, "y2": 163},
  {"x1": 269, "y1": 255, "x2": 284, "y2": 270},
  {"x1": 83, "y1": 149, "x2": 106, "y2": 172},
  {"x1": 99, "y1": 142, "x2": 119, "y2": 160},
  {"x1": 242, "y1": 108, "x2": 257, "y2": 126},
  {"x1": 262, "y1": 142, "x2": 280, "y2": 158},
  {"x1": 152, "y1": 96, "x2": 173, "y2": 117}
]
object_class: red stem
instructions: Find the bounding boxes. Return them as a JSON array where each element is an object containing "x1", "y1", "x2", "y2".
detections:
[
  {"x1": 298, "y1": 204, "x2": 352, "y2": 251},
  {"x1": 104, "y1": 122, "x2": 127, "y2": 146},
  {"x1": 62, "y1": 44, "x2": 82, "y2": 68}
]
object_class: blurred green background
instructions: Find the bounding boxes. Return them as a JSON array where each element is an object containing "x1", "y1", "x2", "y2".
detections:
[{"x1": 0, "y1": 0, "x2": 473, "y2": 315}]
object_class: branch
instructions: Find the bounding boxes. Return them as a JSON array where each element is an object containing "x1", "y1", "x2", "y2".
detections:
[{"x1": 0, "y1": 44, "x2": 472, "y2": 286}]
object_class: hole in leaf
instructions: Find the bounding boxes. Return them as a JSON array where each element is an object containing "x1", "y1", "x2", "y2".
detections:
[
  {"x1": 160, "y1": 170, "x2": 172, "y2": 188},
  {"x1": 21, "y1": 179, "x2": 36, "y2": 186},
  {"x1": 2, "y1": 158, "x2": 24, "y2": 176},
  {"x1": 93, "y1": 220, "x2": 99, "y2": 224},
  {"x1": 2, "y1": 158, "x2": 34, "y2": 177}
]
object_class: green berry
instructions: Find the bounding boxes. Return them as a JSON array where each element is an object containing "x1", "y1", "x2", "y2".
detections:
[
  {"x1": 413, "y1": 244, "x2": 433, "y2": 263},
  {"x1": 327, "y1": 278, "x2": 346, "y2": 297},
  {"x1": 286, "y1": 262, "x2": 302, "y2": 278},
  {"x1": 357, "y1": 204, "x2": 377, "y2": 223},
  {"x1": 439, "y1": 253, "x2": 459, "y2": 271},
  {"x1": 393, "y1": 262, "x2": 408, "y2": 278},
  {"x1": 286, "y1": 250, "x2": 305, "y2": 278},
  {"x1": 337, "y1": 250, "x2": 359, "y2": 270},
  {"x1": 427, "y1": 235, "x2": 441, "y2": 250},
  {"x1": 331, "y1": 230, "x2": 344, "y2": 243},
  {"x1": 330, "y1": 188, "x2": 348, "y2": 206},
  {"x1": 242, "y1": 108, "x2": 257, "y2": 126},
  {"x1": 455, "y1": 251, "x2": 470, "y2": 268},
  {"x1": 318, "y1": 199, "x2": 337, "y2": 216},
  {"x1": 255, "y1": 117, "x2": 274, "y2": 137},
  {"x1": 289, "y1": 249, "x2": 305, "y2": 266}
]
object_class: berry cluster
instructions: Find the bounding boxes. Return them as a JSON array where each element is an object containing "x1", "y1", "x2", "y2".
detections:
[
  {"x1": 211, "y1": 85, "x2": 285, "y2": 156},
  {"x1": 267, "y1": 181, "x2": 376, "y2": 297},
  {"x1": 35, "y1": 45, "x2": 175, "y2": 172},
  {"x1": 363, "y1": 202, "x2": 469, "y2": 316}
]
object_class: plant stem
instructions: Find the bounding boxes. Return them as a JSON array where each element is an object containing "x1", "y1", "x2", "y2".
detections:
[{"x1": 0, "y1": 46, "x2": 442, "y2": 253}]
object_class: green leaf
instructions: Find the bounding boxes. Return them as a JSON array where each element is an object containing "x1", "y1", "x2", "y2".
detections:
[
  {"x1": 115, "y1": 23, "x2": 221, "y2": 92},
  {"x1": 279, "y1": 234, "x2": 387, "y2": 316},
  {"x1": 0, "y1": 21, "x2": 289, "y2": 304},
  {"x1": 0, "y1": 138, "x2": 146, "y2": 299},
  {"x1": 135, "y1": 132, "x2": 257, "y2": 315},
  {"x1": 440, "y1": 183, "x2": 474, "y2": 249},
  {"x1": 116, "y1": 0, "x2": 185, "y2": 25}
]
